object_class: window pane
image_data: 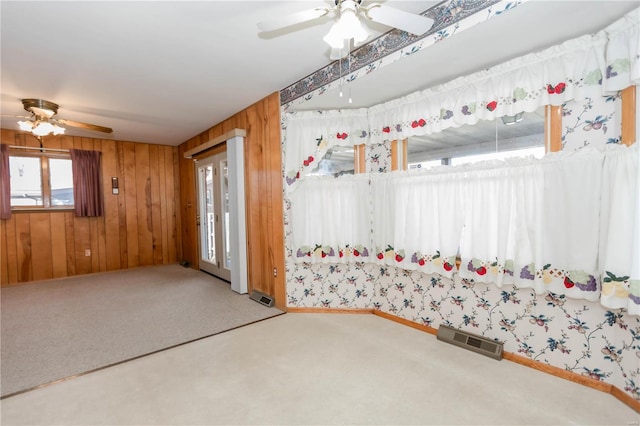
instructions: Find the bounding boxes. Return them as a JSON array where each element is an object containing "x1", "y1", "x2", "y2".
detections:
[
  {"x1": 309, "y1": 146, "x2": 355, "y2": 177},
  {"x1": 9, "y1": 156, "x2": 42, "y2": 206},
  {"x1": 409, "y1": 159, "x2": 443, "y2": 170},
  {"x1": 49, "y1": 158, "x2": 74, "y2": 206},
  {"x1": 451, "y1": 146, "x2": 546, "y2": 166},
  {"x1": 407, "y1": 108, "x2": 545, "y2": 167}
]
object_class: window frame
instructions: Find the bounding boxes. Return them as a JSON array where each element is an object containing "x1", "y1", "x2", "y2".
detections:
[{"x1": 9, "y1": 149, "x2": 74, "y2": 212}]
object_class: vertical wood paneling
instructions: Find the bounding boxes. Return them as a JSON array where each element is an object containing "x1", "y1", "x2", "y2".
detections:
[
  {"x1": 135, "y1": 143, "x2": 153, "y2": 266},
  {"x1": 29, "y1": 213, "x2": 53, "y2": 280},
  {"x1": 117, "y1": 142, "x2": 129, "y2": 269},
  {"x1": 1, "y1": 131, "x2": 180, "y2": 286},
  {"x1": 123, "y1": 142, "x2": 140, "y2": 268},
  {"x1": 49, "y1": 212, "x2": 67, "y2": 278},
  {"x1": 148, "y1": 144, "x2": 163, "y2": 264},
  {"x1": 74, "y1": 217, "x2": 92, "y2": 275},
  {"x1": 1, "y1": 219, "x2": 8, "y2": 284},
  {"x1": 245, "y1": 102, "x2": 267, "y2": 295},
  {"x1": 102, "y1": 140, "x2": 121, "y2": 271},
  {"x1": 167, "y1": 147, "x2": 179, "y2": 263},
  {"x1": 158, "y1": 146, "x2": 169, "y2": 263},
  {"x1": 94, "y1": 140, "x2": 107, "y2": 273},
  {"x1": 15, "y1": 213, "x2": 32, "y2": 282},
  {"x1": 266, "y1": 93, "x2": 286, "y2": 308},
  {"x1": 3, "y1": 217, "x2": 18, "y2": 283},
  {"x1": 64, "y1": 211, "x2": 76, "y2": 276},
  {"x1": 178, "y1": 142, "x2": 197, "y2": 268}
]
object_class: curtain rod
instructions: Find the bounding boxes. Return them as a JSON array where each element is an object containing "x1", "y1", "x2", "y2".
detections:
[{"x1": 8, "y1": 145, "x2": 69, "y2": 153}]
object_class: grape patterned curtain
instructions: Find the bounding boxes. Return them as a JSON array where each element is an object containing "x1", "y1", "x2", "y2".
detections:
[{"x1": 289, "y1": 144, "x2": 640, "y2": 314}]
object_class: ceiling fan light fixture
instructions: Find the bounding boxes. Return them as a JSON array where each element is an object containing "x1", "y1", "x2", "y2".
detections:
[
  {"x1": 17, "y1": 120, "x2": 34, "y2": 132},
  {"x1": 17, "y1": 118, "x2": 67, "y2": 136},
  {"x1": 323, "y1": 0, "x2": 368, "y2": 49}
]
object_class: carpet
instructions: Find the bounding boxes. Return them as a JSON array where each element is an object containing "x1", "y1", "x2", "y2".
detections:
[{"x1": 0, "y1": 264, "x2": 283, "y2": 397}]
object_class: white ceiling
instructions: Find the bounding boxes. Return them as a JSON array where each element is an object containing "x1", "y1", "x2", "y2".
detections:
[{"x1": 1, "y1": 1, "x2": 637, "y2": 147}]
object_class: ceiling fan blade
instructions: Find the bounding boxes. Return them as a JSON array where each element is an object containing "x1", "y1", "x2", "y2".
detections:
[
  {"x1": 257, "y1": 7, "x2": 331, "y2": 32},
  {"x1": 365, "y1": 4, "x2": 434, "y2": 36},
  {"x1": 0, "y1": 114, "x2": 32, "y2": 119},
  {"x1": 56, "y1": 118, "x2": 113, "y2": 134}
]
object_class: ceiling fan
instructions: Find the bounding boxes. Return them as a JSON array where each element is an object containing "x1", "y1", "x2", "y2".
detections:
[
  {"x1": 8, "y1": 98, "x2": 113, "y2": 138},
  {"x1": 257, "y1": 0, "x2": 434, "y2": 59}
]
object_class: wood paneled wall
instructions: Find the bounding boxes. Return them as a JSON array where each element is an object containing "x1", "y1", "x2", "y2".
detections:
[
  {"x1": 177, "y1": 92, "x2": 286, "y2": 309},
  {"x1": 0, "y1": 129, "x2": 180, "y2": 285}
]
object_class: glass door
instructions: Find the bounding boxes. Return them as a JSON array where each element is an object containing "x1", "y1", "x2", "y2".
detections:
[{"x1": 196, "y1": 152, "x2": 231, "y2": 282}]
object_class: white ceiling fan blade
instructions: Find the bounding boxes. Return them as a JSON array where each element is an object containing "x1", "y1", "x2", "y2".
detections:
[
  {"x1": 257, "y1": 7, "x2": 331, "y2": 32},
  {"x1": 364, "y1": 4, "x2": 434, "y2": 36}
]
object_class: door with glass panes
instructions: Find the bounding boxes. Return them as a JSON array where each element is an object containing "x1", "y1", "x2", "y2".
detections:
[{"x1": 196, "y1": 152, "x2": 231, "y2": 282}]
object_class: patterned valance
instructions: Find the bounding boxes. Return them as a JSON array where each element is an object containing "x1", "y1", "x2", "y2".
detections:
[{"x1": 283, "y1": 7, "x2": 639, "y2": 187}]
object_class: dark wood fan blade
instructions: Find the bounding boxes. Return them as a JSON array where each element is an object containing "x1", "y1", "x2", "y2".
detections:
[{"x1": 56, "y1": 118, "x2": 113, "y2": 134}]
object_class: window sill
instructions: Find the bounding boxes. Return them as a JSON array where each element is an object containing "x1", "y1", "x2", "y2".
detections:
[{"x1": 10, "y1": 208, "x2": 75, "y2": 214}]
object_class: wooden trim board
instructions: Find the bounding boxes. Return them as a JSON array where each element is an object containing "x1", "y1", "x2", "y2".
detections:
[{"x1": 183, "y1": 129, "x2": 247, "y2": 159}]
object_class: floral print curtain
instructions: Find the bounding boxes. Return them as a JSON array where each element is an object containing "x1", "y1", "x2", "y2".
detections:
[{"x1": 289, "y1": 144, "x2": 640, "y2": 314}]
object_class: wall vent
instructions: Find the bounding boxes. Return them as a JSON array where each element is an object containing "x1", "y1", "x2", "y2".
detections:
[{"x1": 437, "y1": 324, "x2": 503, "y2": 360}]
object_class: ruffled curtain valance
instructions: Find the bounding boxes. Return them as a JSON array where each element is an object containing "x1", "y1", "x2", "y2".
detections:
[
  {"x1": 289, "y1": 144, "x2": 640, "y2": 314},
  {"x1": 283, "y1": 7, "x2": 639, "y2": 187},
  {"x1": 283, "y1": 109, "x2": 369, "y2": 188}
]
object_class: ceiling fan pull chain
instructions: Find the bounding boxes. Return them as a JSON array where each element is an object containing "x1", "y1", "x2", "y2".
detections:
[{"x1": 348, "y1": 46, "x2": 352, "y2": 104}]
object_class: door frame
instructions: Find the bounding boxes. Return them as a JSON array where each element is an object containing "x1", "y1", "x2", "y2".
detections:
[{"x1": 195, "y1": 151, "x2": 231, "y2": 282}]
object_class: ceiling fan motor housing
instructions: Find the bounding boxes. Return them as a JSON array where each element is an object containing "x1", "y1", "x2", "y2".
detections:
[{"x1": 22, "y1": 99, "x2": 59, "y2": 118}]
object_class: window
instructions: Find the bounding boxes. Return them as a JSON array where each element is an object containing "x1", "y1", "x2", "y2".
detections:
[
  {"x1": 9, "y1": 152, "x2": 74, "y2": 209},
  {"x1": 308, "y1": 146, "x2": 355, "y2": 177},
  {"x1": 450, "y1": 146, "x2": 545, "y2": 166},
  {"x1": 407, "y1": 109, "x2": 546, "y2": 168}
]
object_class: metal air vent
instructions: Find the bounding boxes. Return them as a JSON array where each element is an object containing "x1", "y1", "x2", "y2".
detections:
[{"x1": 437, "y1": 324, "x2": 503, "y2": 360}]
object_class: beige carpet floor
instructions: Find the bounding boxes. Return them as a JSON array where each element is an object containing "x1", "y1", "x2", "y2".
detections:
[
  {"x1": 1, "y1": 313, "x2": 638, "y2": 425},
  {"x1": 0, "y1": 264, "x2": 283, "y2": 397}
]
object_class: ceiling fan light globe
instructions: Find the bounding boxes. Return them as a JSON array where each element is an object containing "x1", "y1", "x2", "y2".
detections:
[
  {"x1": 17, "y1": 120, "x2": 34, "y2": 131},
  {"x1": 323, "y1": 2, "x2": 368, "y2": 49},
  {"x1": 32, "y1": 121, "x2": 55, "y2": 137},
  {"x1": 52, "y1": 125, "x2": 66, "y2": 135}
]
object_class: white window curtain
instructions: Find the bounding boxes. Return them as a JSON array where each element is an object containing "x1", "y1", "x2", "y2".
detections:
[
  {"x1": 291, "y1": 145, "x2": 640, "y2": 314},
  {"x1": 289, "y1": 174, "x2": 372, "y2": 264},
  {"x1": 455, "y1": 159, "x2": 543, "y2": 289},
  {"x1": 599, "y1": 144, "x2": 640, "y2": 314},
  {"x1": 370, "y1": 170, "x2": 465, "y2": 278}
]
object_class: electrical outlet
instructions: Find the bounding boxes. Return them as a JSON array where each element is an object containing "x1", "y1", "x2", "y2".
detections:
[{"x1": 85, "y1": 249, "x2": 91, "y2": 257}]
